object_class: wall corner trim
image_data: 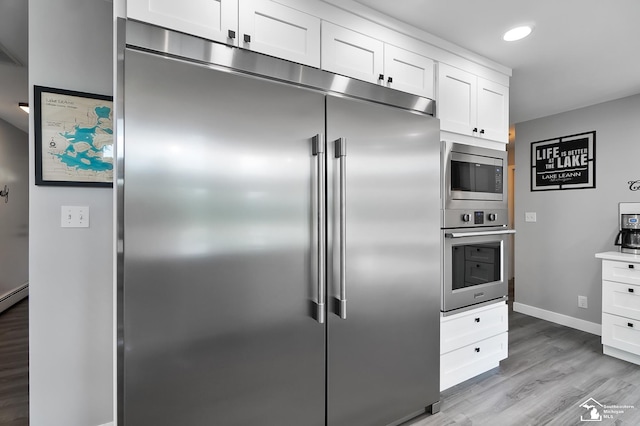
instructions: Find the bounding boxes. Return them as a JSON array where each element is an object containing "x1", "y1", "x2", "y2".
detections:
[{"x1": 513, "y1": 302, "x2": 601, "y2": 336}]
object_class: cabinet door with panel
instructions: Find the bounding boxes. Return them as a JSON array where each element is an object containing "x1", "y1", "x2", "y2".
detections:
[
  {"x1": 239, "y1": 0, "x2": 320, "y2": 67},
  {"x1": 127, "y1": 0, "x2": 238, "y2": 46},
  {"x1": 384, "y1": 44, "x2": 434, "y2": 99},
  {"x1": 438, "y1": 62, "x2": 509, "y2": 143},
  {"x1": 321, "y1": 22, "x2": 384, "y2": 84},
  {"x1": 477, "y1": 77, "x2": 509, "y2": 142}
]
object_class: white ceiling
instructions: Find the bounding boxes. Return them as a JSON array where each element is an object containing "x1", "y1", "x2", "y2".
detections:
[
  {"x1": 355, "y1": 0, "x2": 640, "y2": 123},
  {"x1": 1, "y1": 0, "x2": 640, "y2": 132}
]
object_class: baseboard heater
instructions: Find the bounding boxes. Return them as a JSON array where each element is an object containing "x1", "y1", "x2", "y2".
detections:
[{"x1": 0, "y1": 283, "x2": 29, "y2": 314}]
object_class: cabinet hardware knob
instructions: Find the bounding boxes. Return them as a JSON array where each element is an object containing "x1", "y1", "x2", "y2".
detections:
[
  {"x1": 378, "y1": 74, "x2": 384, "y2": 81},
  {"x1": 630, "y1": 288, "x2": 635, "y2": 293},
  {"x1": 629, "y1": 264, "x2": 635, "y2": 269},
  {"x1": 387, "y1": 76, "x2": 393, "y2": 83},
  {"x1": 244, "y1": 34, "x2": 251, "y2": 43},
  {"x1": 475, "y1": 318, "x2": 480, "y2": 323},
  {"x1": 472, "y1": 127, "x2": 478, "y2": 133},
  {"x1": 480, "y1": 129, "x2": 485, "y2": 134},
  {"x1": 628, "y1": 323, "x2": 634, "y2": 328},
  {"x1": 475, "y1": 347, "x2": 480, "y2": 352},
  {"x1": 228, "y1": 30, "x2": 236, "y2": 39}
]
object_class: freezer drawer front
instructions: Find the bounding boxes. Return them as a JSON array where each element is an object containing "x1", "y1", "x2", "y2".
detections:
[
  {"x1": 326, "y1": 95, "x2": 441, "y2": 425},
  {"x1": 121, "y1": 49, "x2": 325, "y2": 426}
]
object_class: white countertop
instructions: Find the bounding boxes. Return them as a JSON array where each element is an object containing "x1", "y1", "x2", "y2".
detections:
[{"x1": 595, "y1": 251, "x2": 640, "y2": 261}]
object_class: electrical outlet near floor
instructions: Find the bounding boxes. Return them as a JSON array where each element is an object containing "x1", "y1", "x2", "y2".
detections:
[{"x1": 578, "y1": 295, "x2": 588, "y2": 309}]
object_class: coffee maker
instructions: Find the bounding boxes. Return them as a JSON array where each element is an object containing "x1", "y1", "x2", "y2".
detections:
[{"x1": 615, "y1": 202, "x2": 640, "y2": 254}]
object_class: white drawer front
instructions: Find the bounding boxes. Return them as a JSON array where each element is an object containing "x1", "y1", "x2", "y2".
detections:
[
  {"x1": 603, "y1": 260, "x2": 640, "y2": 285},
  {"x1": 441, "y1": 302, "x2": 508, "y2": 354},
  {"x1": 603, "y1": 280, "x2": 640, "y2": 321},
  {"x1": 602, "y1": 312, "x2": 640, "y2": 355},
  {"x1": 440, "y1": 332, "x2": 507, "y2": 391}
]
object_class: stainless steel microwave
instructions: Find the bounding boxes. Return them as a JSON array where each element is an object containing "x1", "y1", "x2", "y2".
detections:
[{"x1": 442, "y1": 142, "x2": 507, "y2": 212}]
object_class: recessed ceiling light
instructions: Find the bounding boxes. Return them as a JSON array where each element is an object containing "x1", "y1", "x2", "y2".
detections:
[
  {"x1": 18, "y1": 102, "x2": 29, "y2": 113},
  {"x1": 503, "y1": 26, "x2": 533, "y2": 42}
]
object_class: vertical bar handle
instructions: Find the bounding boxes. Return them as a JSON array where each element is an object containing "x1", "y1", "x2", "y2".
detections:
[
  {"x1": 335, "y1": 138, "x2": 347, "y2": 320},
  {"x1": 312, "y1": 135, "x2": 326, "y2": 324}
]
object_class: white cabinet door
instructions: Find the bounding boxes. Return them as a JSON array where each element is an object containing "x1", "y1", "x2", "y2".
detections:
[
  {"x1": 384, "y1": 44, "x2": 434, "y2": 99},
  {"x1": 239, "y1": 0, "x2": 320, "y2": 68},
  {"x1": 477, "y1": 77, "x2": 509, "y2": 142},
  {"x1": 127, "y1": 0, "x2": 238, "y2": 46},
  {"x1": 321, "y1": 22, "x2": 383, "y2": 84},
  {"x1": 438, "y1": 62, "x2": 509, "y2": 143},
  {"x1": 437, "y1": 63, "x2": 477, "y2": 137}
]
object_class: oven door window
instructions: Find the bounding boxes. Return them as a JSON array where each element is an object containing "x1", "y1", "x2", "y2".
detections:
[
  {"x1": 451, "y1": 160, "x2": 503, "y2": 194},
  {"x1": 451, "y1": 242, "x2": 501, "y2": 290}
]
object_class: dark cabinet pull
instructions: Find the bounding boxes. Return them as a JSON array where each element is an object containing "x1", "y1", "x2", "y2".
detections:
[
  {"x1": 244, "y1": 34, "x2": 251, "y2": 43},
  {"x1": 378, "y1": 74, "x2": 384, "y2": 81},
  {"x1": 480, "y1": 129, "x2": 485, "y2": 135},
  {"x1": 474, "y1": 318, "x2": 480, "y2": 323},
  {"x1": 628, "y1": 323, "x2": 634, "y2": 328},
  {"x1": 630, "y1": 288, "x2": 635, "y2": 293},
  {"x1": 475, "y1": 347, "x2": 480, "y2": 353},
  {"x1": 472, "y1": 127, "x2": 478, "y2": 133},
  {"x1": 629, "y1": 264, "x2": 635, "y2": 269},
  {"x1": 387, "y1": 76, "x2": 393, "y2": 83},
  {"x1": 228, "y1": 30, "x2": 236, "y2": 39}
]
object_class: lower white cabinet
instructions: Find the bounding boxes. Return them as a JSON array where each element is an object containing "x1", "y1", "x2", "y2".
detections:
[
  {"x1": 440, "y1": 301, "x2": 508, "y2": 391},
  {"x1": 597, "y1": 255, "x2": 640, "y2": 365}
]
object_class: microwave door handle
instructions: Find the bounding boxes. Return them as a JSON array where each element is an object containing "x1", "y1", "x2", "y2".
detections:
[{"x1": 445, "y1": 229, "x2": 516, "y2": 238}]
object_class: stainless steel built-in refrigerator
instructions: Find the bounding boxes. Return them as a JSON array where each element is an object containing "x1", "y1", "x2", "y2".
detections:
[{"x1": 118, "y1": 21, "x2": 440, "y2": 426}]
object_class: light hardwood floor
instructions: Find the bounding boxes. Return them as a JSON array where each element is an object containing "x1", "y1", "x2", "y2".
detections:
[
  {"x1": 2, "y1": 297, "x2": 639, "y2": 425},
  {"x1": 0, "y1": 298, "x2": 28, "y2": 426},
  {"x1": 407, "y1": 308, "x2": 640, "y2": 426}
]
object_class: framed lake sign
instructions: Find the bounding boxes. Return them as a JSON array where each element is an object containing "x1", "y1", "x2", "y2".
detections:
[{"x1": 34, "y1": 86, "x2": 114, "y2": 187}]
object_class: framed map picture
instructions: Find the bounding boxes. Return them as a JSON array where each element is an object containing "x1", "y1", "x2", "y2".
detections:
[{"x1": 34, "y1": 86, "x2": 114, "y2": 187}]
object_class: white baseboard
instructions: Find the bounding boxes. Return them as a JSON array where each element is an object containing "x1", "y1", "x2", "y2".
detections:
[
  {"x1": 0, "y1": 283, "x2": 28, "y2": 314},
  {"x1": 513, "y1": 302, "x2": 601, "y2": 336}
]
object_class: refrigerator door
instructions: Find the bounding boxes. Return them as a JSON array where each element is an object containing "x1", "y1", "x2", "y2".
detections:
[
  {"x1": 326, "y1": 95, "x2": 441, "y2": 425},
  {"x1": 122, "y1": 49, "x2": 325, "y2": 425}
]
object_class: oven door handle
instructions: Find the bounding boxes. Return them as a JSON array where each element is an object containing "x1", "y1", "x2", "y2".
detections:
[{"x1": 445, "y1": 229, "x2": 516, "y2": 238}]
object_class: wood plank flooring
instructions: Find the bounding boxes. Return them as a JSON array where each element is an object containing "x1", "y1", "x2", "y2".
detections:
[
  {"x1": 407, "y1": 306, "x2": 640, "y2": 426},
  {"x1": 1, "y1": 297, "x2": 639, "y2": 425},
  {"x1": 0, "y1": 298, "x2": 28, "y2": 426}
]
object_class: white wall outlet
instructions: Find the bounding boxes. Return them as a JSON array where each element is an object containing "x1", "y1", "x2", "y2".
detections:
[
  {"x1": 578, "y1": 295, "x2": 588, "y2": 309},
  {"x1": 61, "y1": 206, "x2": 90, "y2": 228},
  {"x1": 525, "y1": 212, "x2": 537, "y2": 222}
]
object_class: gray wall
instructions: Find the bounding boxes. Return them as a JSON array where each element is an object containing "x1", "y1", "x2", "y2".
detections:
[
  {"x1": 29, "y1": 0, "x2": 113, "y2": 425},
  {"x1": 514, "y1": 93, "x2": 640, "y2": 327},
  {"x1": 0, "y1": 118, "x2": 28, "y2": 303}
]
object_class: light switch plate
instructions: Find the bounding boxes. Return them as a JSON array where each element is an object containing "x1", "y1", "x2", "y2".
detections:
[
  {"x1": 525, "y1": 212, "x2": 537, "y2": 222},
  {"x1": 61, "y1": 206, "x2": 90, "y2": 228}
]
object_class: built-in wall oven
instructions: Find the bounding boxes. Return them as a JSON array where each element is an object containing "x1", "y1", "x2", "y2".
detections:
[{"x1": 441, "y1": 142, "x2": 515, "y2": 314}]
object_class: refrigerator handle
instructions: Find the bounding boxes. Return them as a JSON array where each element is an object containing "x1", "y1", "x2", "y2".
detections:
[
  {"x1": 334, "y1": 137, "x2": 347, "y2": 320},
  {"x1": 312, "y1": 134, "x2": 326, "y2": 324}
]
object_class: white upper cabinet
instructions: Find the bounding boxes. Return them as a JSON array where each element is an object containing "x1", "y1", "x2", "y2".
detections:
[
  {"x1": 383, "y1": 44, "x2": 434, "y2": 99},
  {"x1": 127, "y1": 0, "x2": 238, "y2": 45},
  {"x1": 321, "y1": 22, "x2": 384, "y2": 84},
  {"x1": 322, "y1": 22, "x2": 435, "y2": 99},
  {"x1": 127, "y1": 0, "x2": 320, "y2": 67},
  {"x1": 239, "y1": 0, "x2": 320, "y2": 68},
  {"x1": 438, "y1": 62, "x2": 509, "y2": 143}
]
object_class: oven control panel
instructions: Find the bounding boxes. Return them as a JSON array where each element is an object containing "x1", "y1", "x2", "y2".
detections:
[{"x1": 443, "y1": 209, "x2": 508, "y2": 228}]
